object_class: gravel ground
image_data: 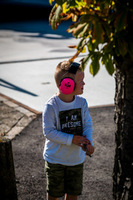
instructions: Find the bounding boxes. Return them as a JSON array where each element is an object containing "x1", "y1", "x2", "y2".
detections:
[{"x1": 12, "y1": 106, "x2": 115, "y2": 200}]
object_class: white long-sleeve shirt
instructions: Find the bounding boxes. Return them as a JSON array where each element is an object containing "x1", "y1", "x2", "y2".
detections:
[{"x1": 43, "y1": 95, "x2": 93, "y2": 166}]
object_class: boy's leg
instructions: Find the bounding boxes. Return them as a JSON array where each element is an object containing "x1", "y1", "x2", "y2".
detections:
[
  {"x1": 47, "y1": 193, "x2": 59, "y2": 200},
  {"x1": 64, "y1": 194, "x2": 77, "y2": 200},
  {"x1": 65, "y1": 163, "x2": 83, "y2": 197},
  {"x1": 45, "y1": 161, "x2": 65, "y2": 199}
]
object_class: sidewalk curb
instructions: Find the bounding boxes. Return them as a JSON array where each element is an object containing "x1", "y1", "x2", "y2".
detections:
[
  {"x1": 0, "y1": 93, "x2": 41, "y2": 140},
  {"x1": 0, "y1": 93, "x2": 41, "y2": 115}
]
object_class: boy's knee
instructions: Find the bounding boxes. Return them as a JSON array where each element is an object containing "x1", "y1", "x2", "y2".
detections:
[
  {"x1": 65, "y1": 194, "x2": 77, "y2": 200},
  {"x1": 47, "y1": 193, "x2": 59, "y2": 200}
]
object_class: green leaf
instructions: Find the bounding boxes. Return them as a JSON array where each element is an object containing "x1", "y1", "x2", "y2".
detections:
[
  {"x1": 87, "y1": 38, "x2": 98, "y2": 52},
  {"x1": 79, "y1": 24, "x2": 90, "y2": 38},
  {"x1": 50, "y1": 4, "x2": 62, "y2": 30},
  {"x1": 102, "y1": 54, "x2": 114, "y2": 75},
  {"x1": 89, "y1": 61, "x2": 100, "y2": 76},
  {"x1": 92, "y1": 20, "x2": 105, "y2": 44},
  {"x1": 105, "y1": 60, "x2": 114, "y2": 75},
  {"x1": 80, "y1": 54, "x2": 91, "y2": 71},
  {"x1": 102, "y1": 21, "x2": 111, "y2": 38},
  {"x1": 79, "y1": 14, "x2": 93, "y2": 24},
  {"x1": 77, "y1": 38, "x2": 86, "y2": 51},
  {"x1": 103, "y1": 42, "x2": 113, "y2": 54},
  {"x1": 68, "y1": 21, "x2": 89, "y2": 38},
  {"x1": 89, "y1": 54, "x2": 100, "y2": 76},
  {"x1": 114, "y1": 10, "x2": 127, "y2": 32},
  {"x1": 68, "y1": 14, "x2": 94, "y2": 38},
  {"x1": 117, "y1": 38, "x2": 128, "y2": 57},
  {"x1": 73, "y1": 23, "x2": 87, "y2": 38}
]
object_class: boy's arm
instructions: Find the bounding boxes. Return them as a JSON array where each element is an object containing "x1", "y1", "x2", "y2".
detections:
[
  {"x1": 43, "y1": 104, "x2": 90, "y2": 147},
  {"x1": 43, "y1": 104, "x2": 73, "y2": 145},
  {"x1": 82, "y1": 99, "x2": 93, "y2": 146},
  {"x1": 81, "y1": 99, "x2": 95, "y2": 156}
]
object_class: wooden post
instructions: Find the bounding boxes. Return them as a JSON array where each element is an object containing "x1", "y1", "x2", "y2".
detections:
[{"x1": 0, "y1": 137, "x2": 18, "y2": 200}]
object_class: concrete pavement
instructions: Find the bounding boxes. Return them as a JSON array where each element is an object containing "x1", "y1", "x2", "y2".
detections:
[{"x1": 0, "y1": 20, "x2": 115, "y2": 112}]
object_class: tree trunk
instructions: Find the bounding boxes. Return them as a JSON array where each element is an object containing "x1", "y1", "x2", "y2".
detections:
[
  {"x1": 113, "y1": 57, "x2": 133, "y2": 199},
  {"x1": 0, "y1": 137, "x2": 18, "y2": 200}
]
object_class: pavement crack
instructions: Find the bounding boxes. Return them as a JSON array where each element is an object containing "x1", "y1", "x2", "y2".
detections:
[{"x1": 10, "y1": 115, "x2": 24, "y2": 129}]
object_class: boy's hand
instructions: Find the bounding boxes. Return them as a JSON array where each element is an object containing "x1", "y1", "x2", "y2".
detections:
[
  {"x1": 72, "y1": 135, "x2": 90, "y2": 148},
  {"x1": 85, "y1": 144, "x2": 95, "y2": 156}
]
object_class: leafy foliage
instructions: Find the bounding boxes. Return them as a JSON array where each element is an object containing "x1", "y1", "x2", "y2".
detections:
[{"x1": 49, "y1": 0, "x2": 133, "y2": 76}]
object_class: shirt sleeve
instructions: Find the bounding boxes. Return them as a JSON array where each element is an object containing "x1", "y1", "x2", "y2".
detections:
[
  {"x1": 82, "y1": 99, "x2": 93, "y2": 146},
  {"x1": 42, "y1": 104, "x2": 73, "y2": 146}
]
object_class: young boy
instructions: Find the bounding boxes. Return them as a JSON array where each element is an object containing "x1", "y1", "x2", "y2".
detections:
[{"x1": 43, "y1": 60, "x2": 94, "y2": 200}]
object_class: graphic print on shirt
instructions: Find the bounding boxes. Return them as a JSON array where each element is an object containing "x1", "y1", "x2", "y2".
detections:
[{"x1": 59, "y1": 108, "x2": 83, "y2": 136}]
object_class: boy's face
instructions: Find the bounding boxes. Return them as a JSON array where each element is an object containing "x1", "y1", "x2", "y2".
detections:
[{"x1": 74, "y1": 71, "x2": 85, "y2": 95}]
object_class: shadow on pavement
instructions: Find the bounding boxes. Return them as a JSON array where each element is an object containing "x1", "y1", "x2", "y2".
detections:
[{"x1": 0, "y1": 79, "x2": 38, "y2": 96}]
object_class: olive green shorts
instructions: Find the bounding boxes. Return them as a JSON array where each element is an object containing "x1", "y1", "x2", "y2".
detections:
[{"x1": 45, "y1": 161, "x2": 83, "y2": 198}]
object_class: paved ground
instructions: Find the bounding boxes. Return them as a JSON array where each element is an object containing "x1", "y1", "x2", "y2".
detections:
[
  {"x1": 0, "y1": 95, "x2": 115, "y2": 200},
  {"x1": 0, "y1": 20, "x2": 115, "y2": 112},
  {"x1": 0, "y1": 95, "x2": 37, "y2": 139}
]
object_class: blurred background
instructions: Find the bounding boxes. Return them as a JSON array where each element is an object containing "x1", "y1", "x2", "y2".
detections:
[
  {"x1": 0, "y1": 0, "x2": 115, "y2": 112},
  {"x1": 0, "y1": 0, "x2": 51, "y2": 22}
]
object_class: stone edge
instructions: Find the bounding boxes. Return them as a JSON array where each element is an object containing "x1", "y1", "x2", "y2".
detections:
[{"x1": 0, "y1": 93, "x2": 42, "y2": 140}]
